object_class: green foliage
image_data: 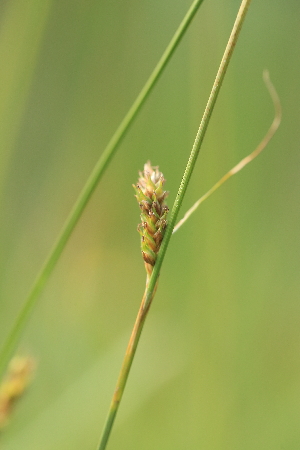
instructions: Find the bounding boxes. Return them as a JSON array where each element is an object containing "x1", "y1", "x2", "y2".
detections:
[{"x1": 0, "y1": 1, "x2": 299, "y2": 450}]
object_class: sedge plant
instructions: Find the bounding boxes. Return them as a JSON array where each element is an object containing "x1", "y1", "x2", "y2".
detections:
[
  {"x1": 0, "y1": 0, "x2": 282, "y2": 446},
  {"x1": 97, "y1": 0, "x2": 254, "y2": 448}
]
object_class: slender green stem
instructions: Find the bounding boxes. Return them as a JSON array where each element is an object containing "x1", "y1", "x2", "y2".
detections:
[
  {"x1": 97, "y1": 1, "x2": 252, "y2": 448},
  {"x1": 0, "y1": 0, "x2": 205, "y2": 377},
  {"x1": 145, "y1": 0, "x2": 252, "y2": 308}
]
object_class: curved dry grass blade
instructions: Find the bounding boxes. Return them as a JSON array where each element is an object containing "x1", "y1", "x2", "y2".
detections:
[{"x1": 173, "y1": 70, "x2": 282, "y2": 234}]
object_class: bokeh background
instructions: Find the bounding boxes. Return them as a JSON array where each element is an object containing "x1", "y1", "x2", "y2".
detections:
[{"x1": 0, "y1": 0, "x2": 299, "y2": 449}]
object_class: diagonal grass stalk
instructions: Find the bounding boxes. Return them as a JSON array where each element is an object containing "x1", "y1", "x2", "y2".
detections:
[
  {"x1": 98, "y1": 1, "x2": 252, "y2": 449},
  {"x1": 0, "y1": 0, "x2": 205, "y2": 377},
  {"x1": 173, "y1": 70, "x2": 282, "y2": 233}
]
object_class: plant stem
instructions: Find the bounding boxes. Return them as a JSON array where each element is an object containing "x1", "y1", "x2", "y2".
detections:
[
  {"x1": 97, "y1": 1, "x2": 252, "y2": 448},
  {"x1": 0, "y1": 0, "x2": 205, "y2": 378},
  {"x1": 145, "y1": 0, "x2": 252, "y2": 308},
  {"x1": 98, "y1": 279, "x2": 155, "y2": 450}
]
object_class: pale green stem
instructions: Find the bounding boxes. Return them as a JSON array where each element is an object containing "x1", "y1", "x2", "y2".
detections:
[
  {"x1": 0, "y1": 0, "x2": 205, "y2": 377},
  {"x1": 97, "y1": 1, "x2": 252, "y2": 449},
  {"x1": 98, "y1": 279, "x2": 155, "y2": 450}
]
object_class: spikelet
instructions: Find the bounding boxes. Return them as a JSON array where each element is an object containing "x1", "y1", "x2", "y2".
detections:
[
  {"x1": 0, "y1": 356, "x2": 35, "y2": 430},
  {"x1": 133, "y1": 161, "x2": 169, "y2": 276}
]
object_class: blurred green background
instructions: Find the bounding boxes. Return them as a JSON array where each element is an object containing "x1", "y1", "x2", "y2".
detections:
[{"x1": 0, "y1": 0, "x2": 299, "y2": 449}]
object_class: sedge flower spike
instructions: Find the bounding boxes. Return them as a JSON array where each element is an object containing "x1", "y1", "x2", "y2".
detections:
[{"x1": 133, "y1": 161, "x2": 169, "y2": 276}]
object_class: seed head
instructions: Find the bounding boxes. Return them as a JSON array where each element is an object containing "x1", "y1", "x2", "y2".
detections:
[
  {"x1": 0, "y1": 356, "x2": 35, "y2": 429},
  {"x1": 133, "y1": 161, "x2": 168, "y2": 275}
]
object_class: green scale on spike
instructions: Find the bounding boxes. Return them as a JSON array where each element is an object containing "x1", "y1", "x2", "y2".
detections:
[{"x1": 133, "y1": 162, "x2": 169, "y2": 272}]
